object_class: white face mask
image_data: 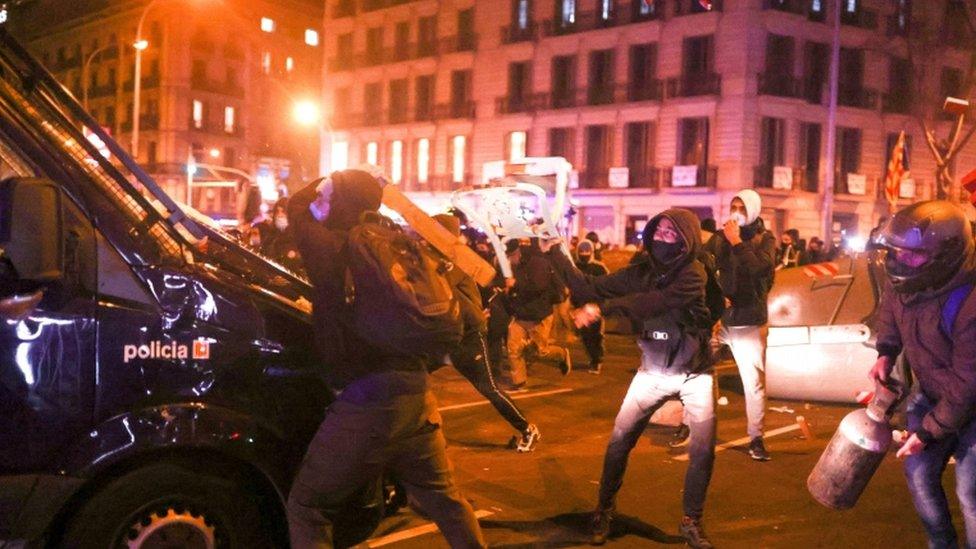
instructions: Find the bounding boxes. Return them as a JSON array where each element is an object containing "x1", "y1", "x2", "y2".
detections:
[
  {"x1": 274, "y1": 216, "x2": 289, "y2": 231},
  {"x1": 728, "y1": 212, "x2": 747, "y2": 227}
]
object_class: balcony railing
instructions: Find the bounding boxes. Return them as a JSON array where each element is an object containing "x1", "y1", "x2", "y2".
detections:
[
  {"x1": 837, "y1": 87, "x2": 878, "y2": 109},
  {"x1": 666, "y1": 73, "x2": 721, "y2": 98},
  {"x1": 882, "y1": 91, "x2": 911, "y2": 114},
  {"x1": 495, "y1": 93, "x2": 543, "y2": 114},
  {"x1": 629, "y1": 167, "x2": 662, "y2": 189},
  {"x1": 88, "y1": 83, "x2": 117, "y2": 98},
  {"x1": 628, "y1": 79, "x2": 664, "y2": 102},
  {"x1": 841, "y1": 9, "x2": 878, "y2": 29},
  {"x1": 190, "y1": 76, "x2": 245, "y2": 97},
  {"x1": 673, "y1": 0, "x2": 722, "y2": 16},
  {"x1": 758, "y1": 72, "x2": 802, "y2": 98},
  {"x1": 141, "y1": 74, "x2": 160, "y2": 89},
  {"x1": 433, "y1": 101, "x2": 476, "y2": 119},
  {"x1": 501, "y1": 22, "x2": 538, "y2": 44},
  {"x1": 441, "y1": 34, "x2": 477, "y2": 53},
  {"x1": 662, "y1": 165, "x2": 718, "y2": 188},
  {"x1": 802, "y1": 77, "x2": 824, "y2": 104},
  {"x1": 753, "y1": 165, "x2": 817, "y2": 192}
]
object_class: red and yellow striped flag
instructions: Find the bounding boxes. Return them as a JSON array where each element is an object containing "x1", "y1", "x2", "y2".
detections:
[{"x1": 884, "y1": 131, "x2": 906, "y2": 212}]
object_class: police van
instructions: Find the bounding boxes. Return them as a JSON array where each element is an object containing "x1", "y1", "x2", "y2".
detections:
[{"x1": 0, "y1": 28, "x2": 384, "y2": 548}]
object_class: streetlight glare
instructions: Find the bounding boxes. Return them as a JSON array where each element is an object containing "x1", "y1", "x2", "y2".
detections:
[
  {"x1": 133, "y1": 39, "x2": 148, "y2": 50},
  {"x1": 293, "y1": 100, "x2": 321, "y2": 126}
]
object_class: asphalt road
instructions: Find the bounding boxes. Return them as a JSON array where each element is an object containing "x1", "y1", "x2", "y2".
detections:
[{"x1": 359, "y1": 334, "x2": 956, "y2": 548}]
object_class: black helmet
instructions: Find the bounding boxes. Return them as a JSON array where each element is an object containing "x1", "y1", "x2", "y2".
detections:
[{"x1": 874, "y1": 200, "x2": 974, "y2": 293}]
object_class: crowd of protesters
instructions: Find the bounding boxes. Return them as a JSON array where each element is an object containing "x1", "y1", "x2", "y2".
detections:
[{"x1": 210, "y1": 170, "x2": 975, "y2": 549}]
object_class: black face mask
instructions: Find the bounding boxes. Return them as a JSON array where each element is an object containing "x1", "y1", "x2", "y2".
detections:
[
  {"x1": 578, "y1": 254, "x2": 592, "y2": 264},
  {"x1": 651, "y1": 240, "x2": 684, "y2": 264}
]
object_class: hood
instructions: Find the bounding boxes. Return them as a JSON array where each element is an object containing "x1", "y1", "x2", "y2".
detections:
[
  {"x1": 641, "y1": 208, "x2": 702, "y2": 268},
  {"x1": 576, "y1": 239, "x2": 594, "y2": 257},
  {"x1": 734, "y1": 189, "x2": 762, "y2": 224},
  {"x1": 324, "y1": 169, "x2": 384, "y2": 230}
]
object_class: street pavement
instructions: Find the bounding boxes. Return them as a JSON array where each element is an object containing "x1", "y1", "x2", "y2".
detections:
[{"x1": 359, "y1": 334, "x2": 954, "y2": 548}]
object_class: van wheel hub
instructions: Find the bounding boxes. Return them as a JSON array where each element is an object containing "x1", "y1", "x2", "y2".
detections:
[{"x1": 124, "y1": 507, "x2": 216, "y2": 549}]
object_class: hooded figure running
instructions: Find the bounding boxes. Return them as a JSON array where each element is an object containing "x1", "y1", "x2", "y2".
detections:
[{"x1": 545, "y1": 209, "x2": 716, "y2": 548}]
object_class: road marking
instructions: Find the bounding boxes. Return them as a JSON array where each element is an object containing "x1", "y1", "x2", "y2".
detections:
[
  {"x1": 673, "y1": 423, "x2": 801, "y2": 462},
  {"x1": 366, "y1": 510, "x2": 494, "y2": 547},
  {"x1": 438, "y1": 388, "x2": 574, "y2": 412}
]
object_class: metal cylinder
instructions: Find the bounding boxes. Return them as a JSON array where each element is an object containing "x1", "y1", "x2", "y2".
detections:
[{"x1": 807, "y1": 408, "x2": 892, "y2": 510}]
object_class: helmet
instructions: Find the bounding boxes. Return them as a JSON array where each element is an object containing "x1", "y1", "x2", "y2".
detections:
[{"x1": 874, "y1": 200, "x2": 974, "y2": 293}]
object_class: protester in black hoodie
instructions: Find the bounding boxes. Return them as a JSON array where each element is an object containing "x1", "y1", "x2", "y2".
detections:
[
  {"x1": 548, "y1": 209, "x2": 716, "y2": 549},
  {"x1": 574, "y1": 239, "x2": 609, "y2": 374},
  {"x1": 285, "y1": 170, "x2": 486, "y2": 548}
]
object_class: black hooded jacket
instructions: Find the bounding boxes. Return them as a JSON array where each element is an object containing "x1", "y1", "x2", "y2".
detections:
[
  {"x1": 549, "y1": 209, "x2": 713, "y2": 373},
  {"x1": 288, "y1": 171, "x2": 426, "y2": 390},
  {"x1": 714, "y1": 218, "x2": 777, "y2": 326}
]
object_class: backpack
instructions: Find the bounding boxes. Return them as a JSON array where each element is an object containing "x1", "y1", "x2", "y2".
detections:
[
  {"x1": 940, "y1": 282, "x2": 974, "y2": 337},
  {"x1": 698, "y1": 249, "x2": 726, "y2": 326},
  {"x1": 344, "y1": 213, "x2": 463, "y2": 357}
]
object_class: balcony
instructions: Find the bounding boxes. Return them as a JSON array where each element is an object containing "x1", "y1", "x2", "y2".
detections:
[
  {"x1": 88, "y1": 83, "x2": 117, "y2": 98},
  {"x1": 762, "y1": 0, "x2": 804, "y2": 15},
  {"x1": 141, "y1": 74, "x2": 160, "y2": 89},
  {"x1": 673, "y1": 0, "x2": 722, "y2": 16},
  {"x1": 666, "y1": 73, "x2": 721, "y2": 98},
  {"x1": 433, "y1": 101, "x2": 476, "y2": 120},
  {"x1": 758, "y1": 72, "x2": 802, "y2": 98},
  {"x1": 837, "y1": 87, "x2": 878, "y2": 110},
  {"x1": 543, "y1": 10, "x2": 625, "y2": 37},
  {"x1": 191, "y1": 76, "x2": 245, "y2": 97},
  {"x1": 54, "y1": 55, "x2": 81, "y2": 71},
  {"x1": 121, "y1": 114, "x2": 160, "y2": 132},
  {"x1": 102, "y1": 46, "x2": 119, "y2": 60},
  {"x1": 662, "y1": 165, "x2": 717, "y2": 188},
  {"x1": 546, "y1": 90, "x2": 581, "y2": 109},
  {"x1": 628, "y1": 167, "x2": 662, "y2": 189},
  {"x1": 628, "y1": 79, "x2": 664, "y2": 102},
  {"x1": 841, "y1": 9, "x2": 878, "y2": 29},
  {"x1": 801, "y1": 77, "x2": 824, "y2": 103},
  {"x1": 440, "y1": 34, "x2": 478, "y2": 54},
  {"x1": 416, "y1": 39, "x2": 439, "y2": 58},
  {"x1": 587, "y1": 84, "x2": 618, "y2": 106},
  {"x1": 882, "y1": 92, "x2": 911, "y2": 114},
  {"x1": 501, "y1": 22, "x2": 538, "y2": 44},
  {"x1": 495, "y1": 93, "x2": 543, "y2": 114},
  {"x1": 578, "y1": 171, "x2": 610, "y2": 189},
  {"x1": 753, "y1": 165, "x2": 818, "y2": 192}
]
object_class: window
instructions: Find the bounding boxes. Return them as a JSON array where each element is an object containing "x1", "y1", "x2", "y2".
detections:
[
  {"x1": 682, "y1": 35, "x2": 714, "y2": 76},
  {"x1": 625, "y1": 122, "x2": 655, "y2": 186},
  {"x1": 366, "y1": 27, "x2": 384, "y2": 64},
  {"x1": 894, "y1": 0, "x2": 911, "y2": 35},
  {"x1": 364, "y1": 82, "x2": 383, "y2": 125},
  {"x1": 418, "y1": 16, "x2": 437, "y2": 56},
  {"x1": 450, "y1": 70, "x2": 472, "y2": 117},
  {"x1": 765, "y1": 34, "x2": 795, "y2": 75},
  {"x1": 844, "y1": 0, "x2": 857, "y2": 13},
  {"x1": 261, "y1": 51, "x2": 272, "y2": 74},
  {"x1": 548, "y1": 128, "x2": 574, "y2": 163},
  {"x1": 584, "y1": 125, "x2": 611, "y2": 188},
  {"x1": 334, "y1": 87, "x2": 351, "y2": 124},
  {"x1": 105, "y1": 106, "x2": 116, "y2": 128},
  {"x1": 192, "y1": 99, "x2": 204, "y2": 129},
  {"x1": 508, "y1": 131, "x2": 528, "y2": 162},
  {"x1": 838, "y1": 48, "x2": 865, "y2": 106},
  {"x1": 388, "y1": 79, "x2": 408, "y2": 123},
  {"x1": 147, "y1": 141, "x2": 158, "y2": 167},
  {"x1": 551, "y1": 55, "x2": 576, "y2": 108},
  {"x1": 416, "y1": 138, "x2": 431, "y2": 183},
  {"x1": 226, "y1": 67, "x2": 238, "y2": 88},
  {"x1": 458, "y1": 9, "x2": 475, "y2": 50},
  {"x1": 599, "y1": 0, "x2": 613, "y2": 22},
  {"x1": 395, "y1": 22, "x2": 410, "y2": 61},
  {"x1": 834, "y1": 127, "x2": 862, "y2": 193},
  {"x1": 759, "y1": 117, "x2": 785, "y2": 167},
  {"x1": 507, "y1": 62, "x2": 531, "y2": 111},
  {"x1": 191, "y1": 59, "x2": 206, "y2": 85},
  {"x1": 415, "y1": 75, "x2": 435, "y2": 121},
  {"x1": 886, "y1": 57, "x2": 911, "y2": 113},
  {"x1": 305, "y1": 29, "x2": 320, "y2": 46},
  {"x1": 390, "y1": 140, "x2": 404, "y2": 184},
  {"x1": 337, "y1": 33, "x2": 353, "y2": 66},
  {"x1": 513, "y1": 0, "x2": 531, "y2": 30},
  {"x1": 798, "y1": 122, "x2": 821, "y2": 192},
  {"x1": 224, "y1": 106, "x2": 236, "y2": 134},
  {"x1": 677, "y1": 117, "x2": 709, "y2": 166},
  {"x1": 803, "y1": 42, "x2": 829, "y2": 103},
  {"x1": 331, "y1": 141, "x2": 349, "y2": 171},
  {"x1": 629, "y1": 43, "x2": 658, "y2": 101},
  {"x1": 588, "y1": 49, "x2": 614, "y2": 105},
  {"x1": 286, "y1": 56, "x2": 295, "y2": 73},
  {"x1": 366, "y1": 141, "x2": 379, "y2": 165},
  {"x1": 558, "y1": 0, "x2": 577, "y2": 27},
  {"x1": 260, "y1": 17, "x2": 275, "y2": 32},
  {"x1": 451, "y1": 135, "x2": 467, "y2": 184},
  {"x1": 632, "y1": 0, "x2": 659, "y2": 19}
]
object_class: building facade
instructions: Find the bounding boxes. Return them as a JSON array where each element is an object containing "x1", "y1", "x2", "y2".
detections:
[
  {"x1": 16, "y1": 0, "x2": 323, "y2": 220},
  {"x1": 322, "y1": 0, "x2": 976, "y2": 245}
]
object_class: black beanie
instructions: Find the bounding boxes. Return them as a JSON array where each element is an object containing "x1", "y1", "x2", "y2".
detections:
[{"x1": 324, "y1": 169, "x2": 383, "y2": 230}]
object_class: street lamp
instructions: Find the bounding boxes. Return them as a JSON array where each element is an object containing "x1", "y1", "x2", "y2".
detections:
[
  {"x1": 130, "y1": 0, "x2": 164, "y2": 160},
  {"x1": 293, "y1": 100, "x2": 321, "y2": 127}
]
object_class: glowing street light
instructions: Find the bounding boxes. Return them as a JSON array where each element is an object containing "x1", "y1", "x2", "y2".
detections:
[
  {"x1": 209, "y1": 148, "x2": 220, "y2": 159},
  {"x1": 133, "y1": 39, "x2": 148, "y2": 51},
  {"x1": 293, "y1": 100, "x2": 321, "y2": 127}
]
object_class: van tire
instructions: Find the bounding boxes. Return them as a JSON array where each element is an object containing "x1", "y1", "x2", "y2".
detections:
[{"x1": 59, "y1": 460, "x2": 275, "y2": 549}]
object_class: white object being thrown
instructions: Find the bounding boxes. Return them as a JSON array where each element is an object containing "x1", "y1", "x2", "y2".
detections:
[{"x1": 452, "y1": 157, "x2": 574, "y2": 278}]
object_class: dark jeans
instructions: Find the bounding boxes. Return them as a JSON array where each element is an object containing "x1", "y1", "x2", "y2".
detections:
[
  {"x1": 904, "y1": 392, "x2": 976, "y2": 549},
  {"x1": 598, "y1": 367, "x2": 716, "y2": 519},
  {"x1": 578, "y1": 317, "x2": 605, "y2": 365},
  {"x1": 286, "y1": 371, "x2": 486, "y2": 548},
  {"x1": 486, "y1": 297, "x2": 510, "y2": 374},
  {"x1": 452, "y1": 330, "x2": 530, "y2": 433}
]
